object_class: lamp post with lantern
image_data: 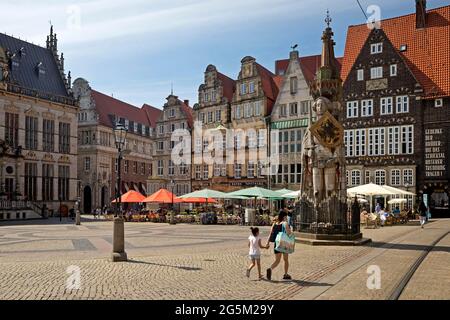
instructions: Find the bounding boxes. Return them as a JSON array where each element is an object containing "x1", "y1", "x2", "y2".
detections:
[{"x1": 111, "y1": 123, "x2": 128, "y2": 262}]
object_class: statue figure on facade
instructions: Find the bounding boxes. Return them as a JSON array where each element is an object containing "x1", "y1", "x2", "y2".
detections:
[
  {"x1": 301, "y1": 96, "x2": 346, "y2": 208},
  {"x1": 295, "y1": 11, "x2": 367, "y2": 244}
]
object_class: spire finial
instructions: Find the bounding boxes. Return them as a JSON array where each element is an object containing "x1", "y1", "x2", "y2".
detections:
[
  {"x1": 325, "y1": 9, "x2": 332, "y2": 27},
  {"x1": 171, "y1": 82, "x2": 173, "y2": 95}
]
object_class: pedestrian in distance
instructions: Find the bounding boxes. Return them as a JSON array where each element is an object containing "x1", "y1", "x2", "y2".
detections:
[
  {"x1": 246, "y1": 227, "x2": 269, "y2": 280},
  {"x1": 265, "y1": 211, "x2": 293, "y2": 281},
  {"x1": 418, "y1": 201, "x2": 428, "y2": 229}
]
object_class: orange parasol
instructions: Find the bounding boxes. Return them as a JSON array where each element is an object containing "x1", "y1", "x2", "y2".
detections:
[
  {"x1": 112, "y1": 190, "x2": 146, "y2": 203},
  {"x1": 143, "y1": 189, "x2": 182, "y2": 203},
  {"x1": 181, "y1": 197, "x2": 217, "y2": 204}
]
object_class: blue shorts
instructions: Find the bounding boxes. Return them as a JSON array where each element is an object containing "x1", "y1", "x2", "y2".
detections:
[{"x1": 249, "y1": 254, "x2": 261, "y2": 260}]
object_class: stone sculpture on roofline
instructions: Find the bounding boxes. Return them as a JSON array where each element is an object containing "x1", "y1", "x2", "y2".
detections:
[{"x1": 295, "y1": 11, "x2": 370, "y2": 245}]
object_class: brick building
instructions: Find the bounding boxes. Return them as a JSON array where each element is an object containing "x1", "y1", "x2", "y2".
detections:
[
  {"x1": 341, "y1": 1, "x2": 450, "y2": 216},
  {"x1": 73, "y1": 78, "x2": 160, "y2": 213}
]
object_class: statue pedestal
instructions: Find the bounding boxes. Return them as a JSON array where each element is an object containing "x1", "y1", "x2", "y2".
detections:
[
  {"x1": 294, "y1": 196, "x2": 372, "y2": 246},
  {"x1": 295, "y1": 232, "x2": 371, "y2": 246}
]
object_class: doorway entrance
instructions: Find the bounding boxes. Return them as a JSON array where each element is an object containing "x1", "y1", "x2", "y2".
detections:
[{"x1": 83, "y1": 185, "x2": 92, "y2": 214}]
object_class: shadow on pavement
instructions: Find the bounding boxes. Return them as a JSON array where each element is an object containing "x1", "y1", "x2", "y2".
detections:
[
  {"x1": 260, "y1": 279, "x2": 332, "y2": 287},
  {"x1": 128, "y1": 259, "x2": 202, "y2": 271}
]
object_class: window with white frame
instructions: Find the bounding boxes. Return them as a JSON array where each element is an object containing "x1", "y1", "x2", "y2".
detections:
[
  {"x1": 379, "y1": 128, "x2": 385, "y2": 155},
  {"x1": 168, "y1": 160, "x2": 174, "y2": 176},
  {"x1": 212, "y1": 91, "x2": 217, "y2": 102},
  {"x1": 390, "y1": 64, "x2": 397, "y2": 76},
  {"x1": 361, "y1": 99, "x2": 373, "y2": 117},
  {"x1": 254, "y1": 101, "x2": 262, "y2": 116},
  {"x1": 204, "y1": 92, "x2": 209, "y2": 102},
  {"x1": 215, "y1": 110, "x2": 221, "y2": 122},
  {"x1": 249, "y1": 82, "x2": 255, "y2": 93},
  {"x1": 380, "y1": 97, "x2": 393, "y2": 115},
  {"x1": 203, "y1": 137, "x2": 209, "y2": 152},
  {"x1": 208, "y1": 112, "x2": 213, "y2": 123},
  {"x1": 195, "y1": 138, "x2": 202, "y2": 153},
  {"x1": 234, "y1": 162, "x2": 242, "y2": 178},
  {"x1": 396, "y1": 95, "x2": 409, "y2": 113},
  {"x1": 388, "y1": 127, "x2": 400, "y2": 155},
  {"x1": 214, "y1": 163, "x2": 220, "y2": 177},
  {"x1": 357, "y1": 69, "x2": 364, "y2": 81},
  {"x1": 240, "y1": 83, "x2": 247, "y2": 95},
  {"x1": 289, "y1": 103, "x2": 298, "y2": 116},
  {"x1": 368, "y1": 128, "x2": 375, "y2": 156},
  {"x1": 258, "y1": 130, "x2": 266, "y2": 147},
  {"x1": 247, "y1": 161, "x2": 255, "y2": 178},
  {"x1": 401, "y1": 125, "x2": 414, "y2": 154},
  {"x1": 169, "y1": 108, "x2": 176, "y2": 118},
  {"x1": 235, "y1": 106, "x2": 241, "y2": 119},
  {"x1": 375, "y1": 170, "x2": 386, "y2": 185},
  {"x1": 203, "y1": 165, "x2": 208, "y2": 180},
  {"x1": 403, "y1": 169, "x2": 414, "y2": 186},
  {"x1": 221, "y1": 164, "x2": 227, "y2": 177},
  {"x1": 365, "y1": 171, "x2": 371, "y2": 184},
  {"x1": 346, "y1": 170, "x2": 350, "y2": 187},
  {"x1": 348, "y1": 130, "x2": 354, "y2": 157},
  {"x1": 244, "y1": 103, "x2": 251, "y2": 118},
  {"x1": 235, "y1": 133, "x2": 242, "y2": 149},
  {"x1": 158, "y1": 125, "x2": 164, "y2": 134},
  {"x1": 351, "y1": 170, "x2": 361, "y2": 186},
  {"x1": 157, "y1": 141, "x2": 164, "y2": 151},
  {"x1": 435, "y1": 98, "x2": 443, "y2": 108},
  {"x1": 157, "y1": 160, "x2": 164, "y2": 176},
  {"x1": 300, "y1": 101, "x2": 310, "y2": 114},
  {"x1": 370, "y1": 42, "x2": 383, "y2": 54},
  {"x1": 180, "y1": 162, "x2": 187, "y2": 175},
  {"x1": 346, "y1": 101, "x2": 358, "y2": 118},
  {"x1": 279, "y1": 104, "x2": 287, "y2": 117},
  {"x1": 195, "y1": 165, "x2": 201, "y2": 180},
  {"x1": 355, "y1": 130, "x2": 361, "y2": 156},
  {"x1": 290, "y1": 77, "x2": 298, "y2": 94},
  {"x1": 391, "y1": 169, "x2": 401, "y2": 186},
  {"x1": 344, "y1": 131, "x2": 349, "y2": 157},
  {"x1": 248, "y1": 131, "x2": 257, "y2": 148},
  {"x1": 370, "y1": 66, "x2": 383, "y2": 79}
]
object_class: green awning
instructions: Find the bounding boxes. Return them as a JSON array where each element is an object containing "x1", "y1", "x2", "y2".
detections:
[{"x1": 271, "y1": 118, "x2": 309, "y2": 130}]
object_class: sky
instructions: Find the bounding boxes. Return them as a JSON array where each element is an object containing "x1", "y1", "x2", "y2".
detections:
[{"x1": 1, "y1": 0, "x2": 448, "y2": 108}]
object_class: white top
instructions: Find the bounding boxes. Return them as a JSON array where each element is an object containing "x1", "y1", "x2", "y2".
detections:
[{"x1": 248, "y1": 235, "x2": 261, "y2": 255}]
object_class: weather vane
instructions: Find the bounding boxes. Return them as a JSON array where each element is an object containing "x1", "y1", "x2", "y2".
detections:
[
  {"x1": 291, "y1": 44, "x2": 298, "y2": 51},
  {"x1": 325, "y1": 9, "x2": 332, "y2": 27}
]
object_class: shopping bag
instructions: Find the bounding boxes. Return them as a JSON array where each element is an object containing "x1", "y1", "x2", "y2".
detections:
[{"x1": 275, "y1": 224, "x2": 296, "y2": 254}]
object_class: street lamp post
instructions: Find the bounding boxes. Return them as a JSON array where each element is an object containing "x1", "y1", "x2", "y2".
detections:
[
  {"x1": 111, "y1": 123, "x2": 128, "y2": 262},
  {"x1": 169, "y1": 179, "x2": 176, "y2": 225}
]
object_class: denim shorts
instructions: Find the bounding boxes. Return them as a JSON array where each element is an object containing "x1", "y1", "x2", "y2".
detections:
[{"x1": 249, "y1": 254, "x2": 261, "y2": 260}]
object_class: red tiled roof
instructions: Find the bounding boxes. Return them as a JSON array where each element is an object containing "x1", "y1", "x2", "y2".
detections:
[
  {"x1": 217, "y1": 71, "x2": 235, "y2": 103},
  {"x1": 142, "y1": 104, "x2": 162, "y2": 128},
  {"x1": 341, "y1": 5, "x2": 450, "y2": 98},
  {"x1": 272, "y1": 75, "x2": 284, "y2": 91},
  {"x1": 180, "y1": 102, "x2": 194, "y2": 129},
  {"x1": 275, "y1": 54, "x2": 343, "y2": 84},
  {"x1": 255, "y1": 63, "x2": 279, "y2": 115},
  {"x1": 92, "y1": 90, "x2": 154, "y2": 128}
]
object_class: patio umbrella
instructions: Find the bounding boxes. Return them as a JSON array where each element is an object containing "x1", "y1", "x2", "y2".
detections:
[
  {"x1": 382, "y1": 185, "x2": 416, "y2": 196},
  {"x1": 347, "y1": 183, "x2": 396, "y2": 213},
  {"x1": 111, "y1": 190, "x2": 146, "y2": 203},
  {"x1": 178, "y1": 189, "x2": 229, "y2": 199},
  {"x1": 283, "y1": 190, "x2": 301, "y2": 198},
  {"x1": 181, "y1": 197, "x2": 218, "y2": 204},
  {"x1": 227, "y1": 187, "x2": 282, "y2": 199},
  {"x1": 388, "y1": 198, "x2": 407, "y2": 205},
  {"x1": 143, "y1": 189, "x2": 182, "y2": 203}
]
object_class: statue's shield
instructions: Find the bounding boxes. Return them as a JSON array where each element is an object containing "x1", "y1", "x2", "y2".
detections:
[{"x1": 309, "y1": 111, "x2": 344, "y2": 150}]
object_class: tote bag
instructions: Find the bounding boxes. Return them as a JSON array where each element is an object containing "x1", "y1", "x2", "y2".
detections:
[{"x1": 275, "y1": 224, "x2": 296, "y2": 254}]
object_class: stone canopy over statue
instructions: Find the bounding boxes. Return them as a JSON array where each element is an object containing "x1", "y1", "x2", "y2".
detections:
[{"x1": 296, "y1": 11, "x2": 367, "y2": 244}]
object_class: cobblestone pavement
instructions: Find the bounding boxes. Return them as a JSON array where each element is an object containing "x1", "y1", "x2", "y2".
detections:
[{"x1": 0, "y1": 217, "x2": 448, "y2": 300}]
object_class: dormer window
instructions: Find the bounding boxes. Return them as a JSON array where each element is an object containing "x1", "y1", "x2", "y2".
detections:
[
  {"x1": 370, "y1": 43, "x2": 383, "y2": 54},
  {"x1": 400, "y1": 44, "x2": 407, "y2": 52},
  {"x1": 169, "y1": 108, "x2": 175, "y2": 118},
  {"x1": 435, "y1": 98, "x2": 443, "y2": 108},
  {"x1": 36, "y1": 62, "x2": 46, "y2": 77},
  {"x1": 249, "y1": 82, "x2": 255, "y2": 93}
]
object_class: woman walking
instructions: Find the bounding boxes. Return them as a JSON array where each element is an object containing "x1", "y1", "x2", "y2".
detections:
[{"x1": 265, "y1": 211, "x2": 293, "y2": 281}]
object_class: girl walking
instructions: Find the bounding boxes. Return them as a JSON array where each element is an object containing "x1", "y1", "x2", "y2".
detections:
[{"x1": 246, "y1": 227, "x2": 268, "y2": 280}]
